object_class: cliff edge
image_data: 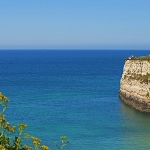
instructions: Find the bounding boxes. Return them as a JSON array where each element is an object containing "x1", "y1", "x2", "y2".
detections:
[{"x1": 119, "y1": 55, "x2": 150, "y2": 112}]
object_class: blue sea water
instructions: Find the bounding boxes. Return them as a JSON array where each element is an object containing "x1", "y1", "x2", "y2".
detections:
[{"x1": 1, "y1": 50, "x2": 150, "y2": 150}]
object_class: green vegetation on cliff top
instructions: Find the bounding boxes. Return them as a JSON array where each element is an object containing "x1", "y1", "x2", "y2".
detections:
[{"x1": 125, "y1": 55, "x2": 150, "y2": 61}]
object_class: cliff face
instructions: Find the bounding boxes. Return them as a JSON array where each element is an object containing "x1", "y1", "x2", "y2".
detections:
[{"x1": 119, "y1": 59, "x2": 150, "y2": 112}]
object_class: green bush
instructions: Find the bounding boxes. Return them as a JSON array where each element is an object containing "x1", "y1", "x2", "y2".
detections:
[
  {"x1": 0, "y1": 92, "x2": 69, "y2": 150},
  {"x1": 146, "y1": 92, "x2": 149, "y2": 98},
  {"x1": 125, "y1": 73, "x2": 150, "y2": 84}
]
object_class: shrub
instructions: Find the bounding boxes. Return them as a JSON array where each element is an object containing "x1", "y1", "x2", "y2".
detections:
[
  {"x1": 146, "y1": 92, "x2": 149, "y2": 98},
  {"x1": 125, "y1": 73, "x2": 150, "y2": 84},
  {"x1": 0, "y1": 92, "x2": 69, "y2": 150}
]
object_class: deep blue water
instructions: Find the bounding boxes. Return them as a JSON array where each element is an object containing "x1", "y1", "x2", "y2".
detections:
[{"x1": 1, "y1": 50, "x2": 150, "y2": 150}]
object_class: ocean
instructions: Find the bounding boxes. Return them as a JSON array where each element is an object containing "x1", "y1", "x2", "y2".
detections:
[{"x1": 1, "y1": 50, "x2": 150, "y2": 150}]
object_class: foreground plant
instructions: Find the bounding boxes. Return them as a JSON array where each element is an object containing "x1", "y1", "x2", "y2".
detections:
[
  {"x1": 0, "y1": 92, "x2": 69, "y2": 150},
  {"x1": 54, "y1": 136, "x2": 69, "y2": 150}
]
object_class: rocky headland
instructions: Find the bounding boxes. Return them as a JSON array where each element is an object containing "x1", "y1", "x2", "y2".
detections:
[{"x1": 119, "y1": 55, "x2": 150, "y2": 113}]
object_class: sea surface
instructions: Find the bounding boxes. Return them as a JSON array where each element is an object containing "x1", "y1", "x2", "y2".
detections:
[{"x1": 1, "y1": 50, "x2": 150, "y2": 150}]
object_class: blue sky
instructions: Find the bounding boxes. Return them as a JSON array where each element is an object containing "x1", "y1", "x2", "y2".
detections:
[{"x1": 0, "y1": 0, "x2": 150, "y2": 50}]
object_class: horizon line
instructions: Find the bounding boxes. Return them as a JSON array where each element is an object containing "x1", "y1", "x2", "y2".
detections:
[{"x1": 0, "y1": 49, "x2": 150, "y2": 51}]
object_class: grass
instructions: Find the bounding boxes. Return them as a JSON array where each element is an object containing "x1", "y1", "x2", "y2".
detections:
[{"x1": 125, "y1": 55, "x2": 150, "y2": 61}]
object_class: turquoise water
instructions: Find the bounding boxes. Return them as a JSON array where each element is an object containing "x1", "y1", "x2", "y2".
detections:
[{"x1": 1, "y1": 50, "x2": 150, "y2": 149}]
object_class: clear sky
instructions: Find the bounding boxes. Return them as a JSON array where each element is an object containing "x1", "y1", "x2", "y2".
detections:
[{"x1": 0, "y1": 0, "x2": 150, "y2": 50}]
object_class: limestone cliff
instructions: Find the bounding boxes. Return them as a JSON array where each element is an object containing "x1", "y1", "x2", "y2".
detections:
[{"x1": 119, "y1": 56, "x2": 150, "y2": 112}]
